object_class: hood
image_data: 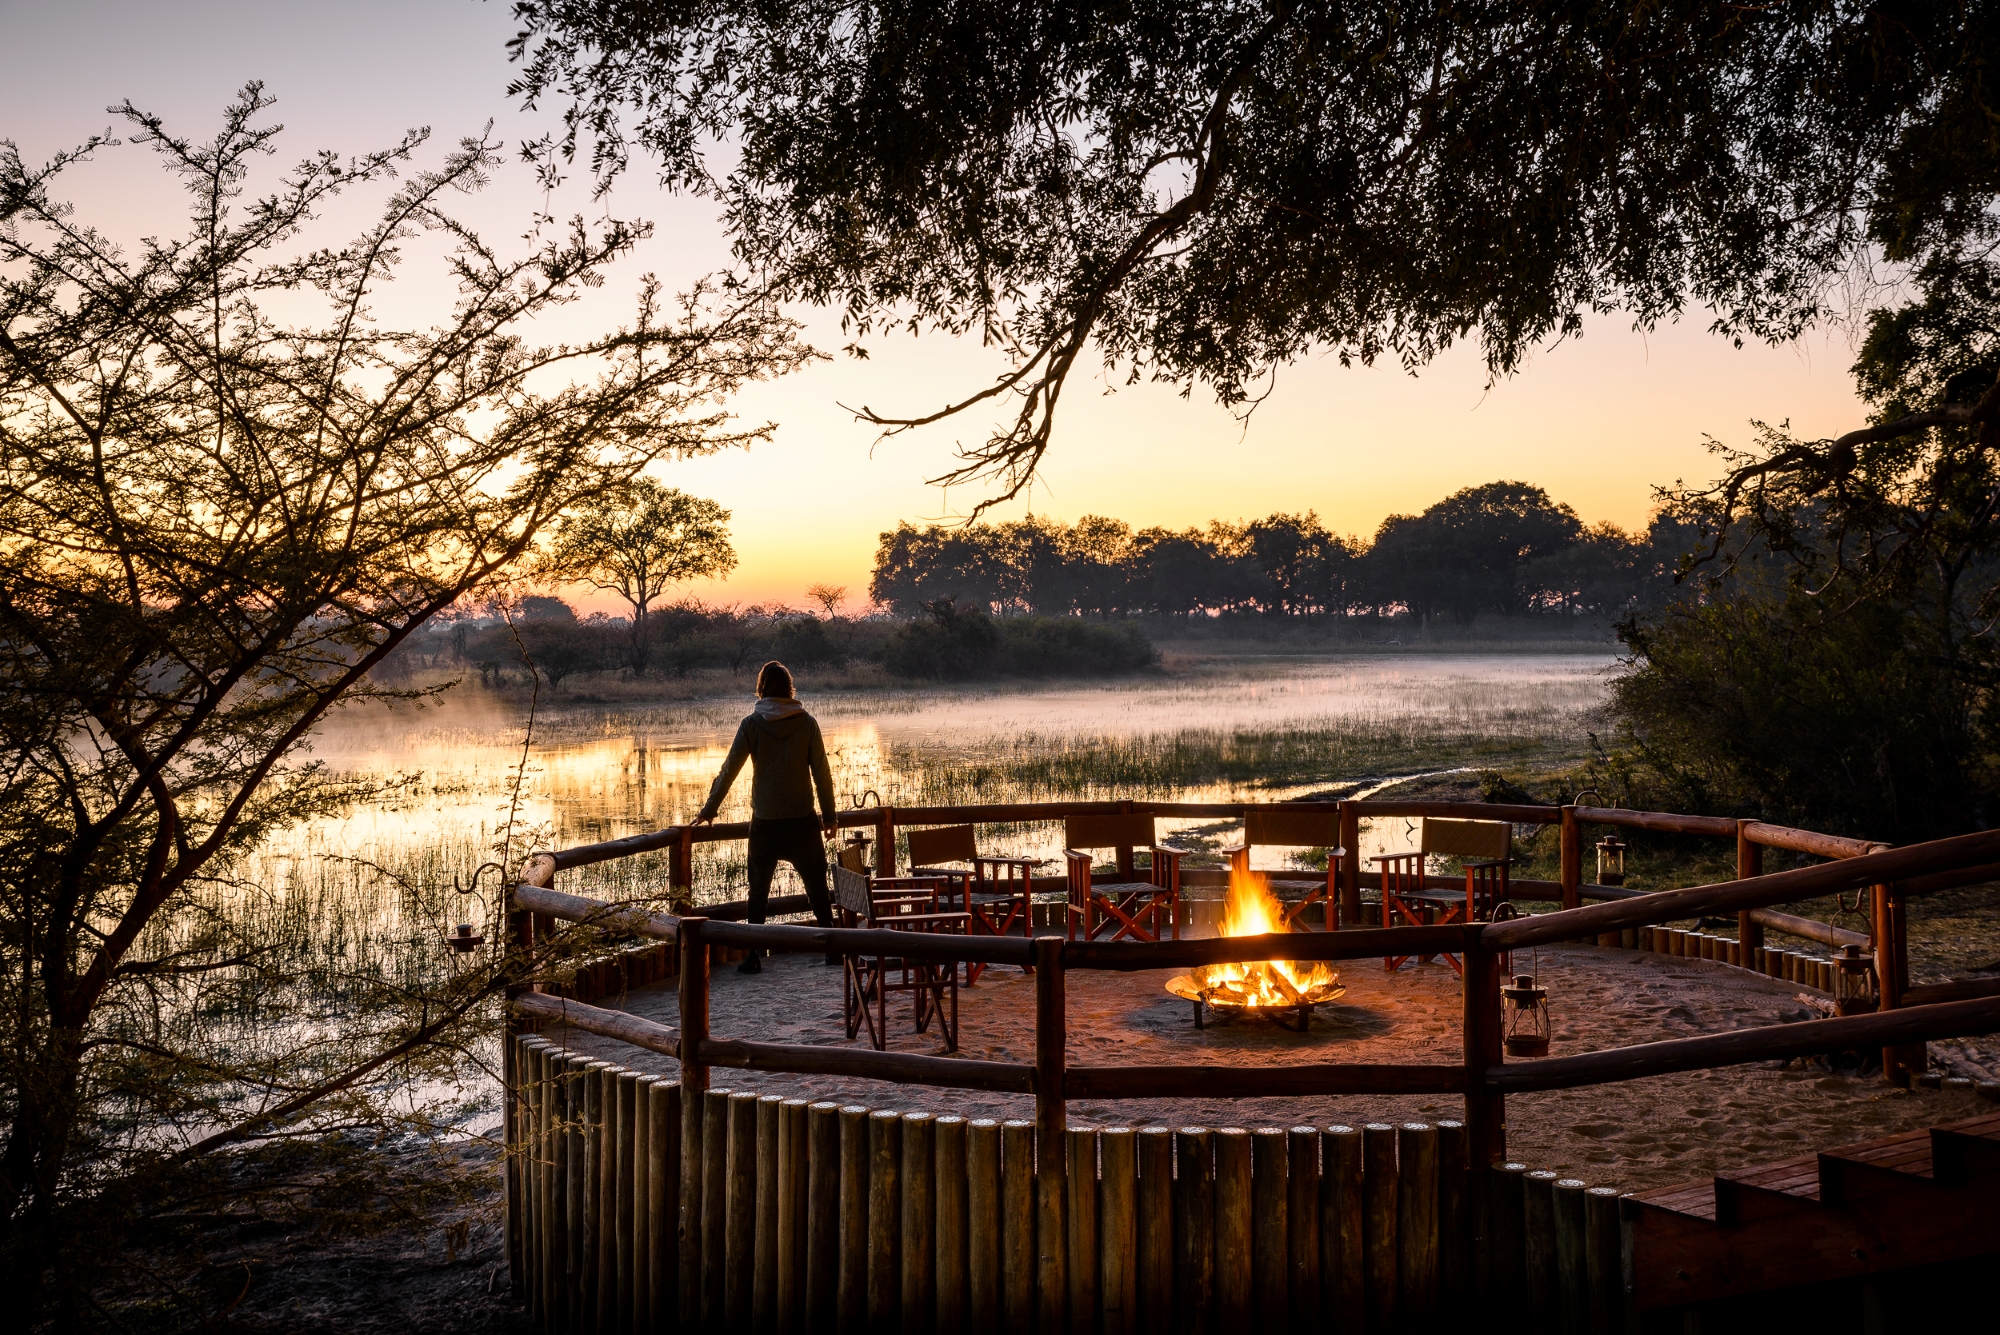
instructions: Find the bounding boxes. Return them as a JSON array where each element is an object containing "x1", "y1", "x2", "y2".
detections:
[{"x1": 753, "y1": 696, "x2": 805, "y2": 722}]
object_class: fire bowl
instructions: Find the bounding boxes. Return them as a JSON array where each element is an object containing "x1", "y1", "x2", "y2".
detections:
[{"x1": 1165, "y1": 972, "x2": 1345, "y2": 1033}]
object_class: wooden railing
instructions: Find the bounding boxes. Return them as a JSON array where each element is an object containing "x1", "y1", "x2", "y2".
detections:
[{"x1": 503, "y1": 799, "x2": 2000, "y2": 1328}]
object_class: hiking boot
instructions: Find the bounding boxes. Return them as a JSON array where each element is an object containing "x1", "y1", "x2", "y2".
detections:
[{"x1": 736, "y1": 953, "x2": 763, "y2": 975}]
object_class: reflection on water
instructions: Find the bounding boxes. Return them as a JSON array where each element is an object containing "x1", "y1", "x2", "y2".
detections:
[{"x1": 278, "y1": 654, "x2": 1613, "y2": 909}]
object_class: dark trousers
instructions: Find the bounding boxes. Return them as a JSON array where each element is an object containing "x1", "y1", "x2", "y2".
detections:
[{"x1": 746, "y1": 815, "x2": 833, "y2": 927}]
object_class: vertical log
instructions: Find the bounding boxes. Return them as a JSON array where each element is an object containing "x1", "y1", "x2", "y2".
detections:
[
  {"x1": 1338, "y1": 800, "x2": 1362, "y2": 925},
  {"x1": 838, "y1": 1105, "x2": 871, "y2": 1335},
  {"x1": 1487, "y1": 1162, "x2": 1528, "y2": 1308},
  {"x1": 778, "y1": 1099, "x2": 810, "y2": 1333},
  {"x1": 877, "y1": 806, "x2": 896, "y2": 876},
  {"x1": 677, "y1": 918, "x2": 712, "y2": 1329},
  {"x1": 519, "y1": 1041, "x2": 541, "y2": 1323},
  {"x1": 807, "y1": 1102, "x2": 842, "y2": 1334},
  {"x1": 1249, "y1": 1128, "x2": 1287, "y2": 1326},
  {"x1": 634, "y1": 1075, "x2": 654, "y2": 1331},
  {"x1": 935, "y1": 1115, "x2": 969, "y2": 1335},
  {"x1": 755, "y1": 1094, "x2": 783, "y2": 1333},
  {"x1": 615, "y1": 1069, "x2": 637, "y2": 1333},
  {"x1": 1736, "y1": 822, "x2": 1764, "y2": 961},
  {"x1": 1553, "y1": 1179, "x2": 1589, "y2": 1335},
  {"x1": 1522, "y1": 1169, "x2": 1559, "y2": 1324},
  {"x1": 726, "y1": 1091, "x2": 760, "y2": 1328},
  {"x1": 966, "y1": 1119, "x2": 1003, "y2": 1335},
  {"x1": 649, "y1": 1079, "x2": 679, "y2": 1334},
  {"x1": 1584, "y1": 1186, "x2": 1622, "y2": 1335},
  {"x1": 671, "y1": 825, "x2": 694, "y2": 913},
  {"x1": 1463, "y1": 938, "x2": 1506, "y2": 1172},
  {"x1": 1396, "y1": 1123, "x2": 1439, "y2": 1330},
  {"x1": 1320, "y1": 1125, "x2": 1364, "y2": 1334},
  {"x1": 1285, "y1": 1127, "x2": 1320, "y2": 1326},
  {"x1": 582, "y1": 1062, "x2": 605, "y2": 1330},
  {"x1": 1362, "y1": 1123, "x2": 1398, "y2": 1334},
  {"x1": 902, "y1": 1112, "x2": 938, "y2": 1335},
  {"x1": 1033, "y1": 938, "x2": 1067, "y2": 1334},
  {"x1": 1173, "y1": 1127, "x2": 1215, "y2": 1335},
  {"x1": 1001, "y1": 1120, "x2": 1037, "y2": 1335},
  {"x1": 1135, "y1": 1128, "x2": 1173, "y2": 1335},
  {"x1": 868, "y1": 1109, "x2": 902, "y2": 1330},
  {"x1": 1436, "y1": 1120, "x2": 1469, "y2": 1317},
  {"x1": 563, "y1": 1053, "x2": 586, "y2": 1334},
  {"x1": 1212, "y1": 1127, "x2": 1253, "y2": 1326},
  {"x1": 1559, "y1": 805, "x2": 1582, "y2": 911},
  {"x1": 700, "y1": 1087, "x2": 733, "y2": 1329},
  {"x1": 1065, "y1": 1126, "x2": 1098, "y2": 1333},
  {"x1": 1098, "y1": 1128, "x2": 1137, "y2": 1335}
]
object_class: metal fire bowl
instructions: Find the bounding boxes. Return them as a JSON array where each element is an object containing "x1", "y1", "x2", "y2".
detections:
[{"x1": 1166, "y1": 972, "x2": 1345, "y2": 1032}]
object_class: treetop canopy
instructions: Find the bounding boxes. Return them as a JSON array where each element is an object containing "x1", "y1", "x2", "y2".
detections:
[{"x1": 507, "y1": 0, "x2": 2000, "y2": 503}]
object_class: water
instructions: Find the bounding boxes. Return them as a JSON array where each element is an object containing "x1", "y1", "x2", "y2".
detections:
[{"x1": 277, "y1": 652, "x2": 1615, "y2": 911}]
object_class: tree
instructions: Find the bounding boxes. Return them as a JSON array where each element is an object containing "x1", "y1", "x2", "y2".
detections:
[
  {"x1": 1367, "y1": 481, "x2": 1581, "y2": 621},
  {"x1": 506, "y1": 1, "x2": 1999, "y2": 504},
  {"x1": 0, "y1": 88, "x2": 806, "y2": 1313},
  {"x1": 545, "y1": 477, "x2": 737, "y2": 674}
]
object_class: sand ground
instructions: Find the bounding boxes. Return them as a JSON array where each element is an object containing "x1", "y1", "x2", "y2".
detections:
[{"x1": 546, "y1": 940, "x2": 1994, "y2": 1194}]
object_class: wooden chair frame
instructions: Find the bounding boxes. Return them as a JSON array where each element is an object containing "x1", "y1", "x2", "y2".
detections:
[
  {"x1": 1373, "y1": 817, "x2": 1513, "y2": 975},
  {"x1": 905, "y1": 823, "x2": 1042, "y2": 983},
  {"x1": 833, "y1": 867, "x2": 966, "y2": 1051},
  {"x1": 1224, "y1": 808, "x2": 1347, "y2": 931},
  {"x1": 1063, "y1": 813, "x2": 1185, "y2": 943}
]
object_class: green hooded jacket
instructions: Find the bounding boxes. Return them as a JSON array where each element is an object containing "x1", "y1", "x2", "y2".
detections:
[{"x1": 696, "y1": 698, "x2": 837, "y2": 823}]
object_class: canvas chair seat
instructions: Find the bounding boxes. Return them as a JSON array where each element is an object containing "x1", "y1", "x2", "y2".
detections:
[{"x1": 1373, "y1": 817, "x2": 1513, "y2": 975}]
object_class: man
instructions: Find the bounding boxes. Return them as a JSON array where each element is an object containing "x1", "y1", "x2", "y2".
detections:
[{"x1": 691, "y1": 660, "x2": 838, "y2": 972}]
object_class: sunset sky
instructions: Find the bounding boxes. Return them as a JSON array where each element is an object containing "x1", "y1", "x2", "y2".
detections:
[{"x1": 5, "y1": 0, "x2": 1878, "y2": 612}]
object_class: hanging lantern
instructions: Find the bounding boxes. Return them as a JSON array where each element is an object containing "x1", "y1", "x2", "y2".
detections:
[
  {"x1": 1502, "y1": 973, "x2": 1552, "y2": 1057},
  {"x1": 1833, "y1": 944, "x2": 1877, "y2": 1016},
  {"x1": 1595, "y1": 833, "x2": 1627, "y2": 887},
  {"x1": 447, "y1": 921, "x2": 485, "y2": 954}
]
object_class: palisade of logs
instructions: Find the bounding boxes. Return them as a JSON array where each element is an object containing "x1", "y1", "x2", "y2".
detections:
[{"x1": 511, "y1": 1031, "x2": 1628, "y2": 1334}]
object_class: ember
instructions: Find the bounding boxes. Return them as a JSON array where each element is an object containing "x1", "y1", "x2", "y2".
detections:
[{"x1": 1167, "y1": 868, "x2": 1343, "y2": 1024}]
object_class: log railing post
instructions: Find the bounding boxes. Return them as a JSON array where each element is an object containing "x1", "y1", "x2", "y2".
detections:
[
  {"x1": 1557, "y1": 806, "x2": 1581, "y2": 912},
  {"x1": 1736, "y1": 821, "x2": 1764, "y2": 963},
  {"x1": 671, "y1": 825, "x2": 695, "y2": 914},
  {"x1": 505, "y1": 854, "x2": 553, "y2": 1301},
  {"x1": 676, "y1": 916, "x2": 711, "y2": 1327},
  {"x1": 877, "y1": 805, "x2": 897, "y2": 877},
  {"x1": 1875, "y1": 881, "x2": 1920, "y2": 1083},
  {"x1": 1338, "y1": 800, "x2": 1362, "y2": 927},
  {"x1": 1033, "y1": 934, "x2": 1068, "y2": 1332},
  {"x1": 1463, "y1": 933, "x2": 1504, "y2": 1170}
]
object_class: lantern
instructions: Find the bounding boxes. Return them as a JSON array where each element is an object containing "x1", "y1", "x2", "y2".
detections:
[
  {"x1": 1502, "y1": 973, "x2": 1552, "y2": 1057},
  {"x1": 1595, "y1": 833, "x2": 1627, "y2": 887},
  {"x1": 447, "y1": 921, "x2": 485, "y2": 954},
  {"x1": 1833, "y1": 944, "x2": 1877, "y2": 1016}
]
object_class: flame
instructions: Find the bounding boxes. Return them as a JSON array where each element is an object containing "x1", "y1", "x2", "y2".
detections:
[{"x1": 1191, "y1": 868, "x2": 1340, "y2": 1007}]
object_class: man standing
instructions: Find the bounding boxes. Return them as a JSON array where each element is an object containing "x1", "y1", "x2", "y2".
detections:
[{"x1": 691, "y1": 660, "x2": 838, "y2": 972}]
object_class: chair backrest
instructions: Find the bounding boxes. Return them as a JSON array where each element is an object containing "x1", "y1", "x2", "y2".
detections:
[
  {"x1": 1420, "y1": 817, "x2": 1511, "y2": 862},
  {"x1": 832, "y1": 864, "x2": 874, "y2": 919},
  {"x1": 836, "y1": 842, "x2": 869, "y2": 873},
  {"x1": 1064, "y1": 812, "x2": 1156, "y2": 851},
  {"x1": 907, "y1": 823, "x2": 979, "y2": 868},
  {"x1": 1244, "y1": 808, "x2": 1339, "y2": 850}
]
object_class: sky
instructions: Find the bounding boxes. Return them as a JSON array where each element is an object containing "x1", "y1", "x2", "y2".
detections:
[{"x1": 3, "y1": 0, "x2": 1877, "y2": 611}]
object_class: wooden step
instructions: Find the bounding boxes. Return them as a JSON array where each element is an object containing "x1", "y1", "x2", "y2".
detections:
[
  {"x1": 1712, "y1": 1153, "x2": 1821, "y2": 1224},
  {"x1": 1625, "y1": 1178, "x2": 1715, "y2": 1222},
  {"x1": 1932, "y1": 1109, "x2": 2000, "y2": 1182},
  {"x1": 1819, "y1": 1128, "x2": 1932, "y2": 1204}
]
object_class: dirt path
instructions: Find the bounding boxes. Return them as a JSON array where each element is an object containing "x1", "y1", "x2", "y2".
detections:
[{"x1": 549, "y1": 941, "x2": 1992, "y2": 1194}]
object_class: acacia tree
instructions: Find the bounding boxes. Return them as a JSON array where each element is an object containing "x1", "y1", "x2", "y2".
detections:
[
  {"x1": 506, "y1": 0, "x2": 1998, "y2": 504},
  {"x1": 0, "y1": 87, "x2": 806, "y2": 1313},
  {"x1": 544, "y1": 477, "x2": 737, "y2": 674}
]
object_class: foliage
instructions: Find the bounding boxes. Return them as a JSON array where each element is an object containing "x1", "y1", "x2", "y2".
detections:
[
  {"x1": 543, "y1": 477, "x2": 738, "y2": 674},
  {"x1": 870, "y1": 486, "x2": 1686, "y2": 623},
  {"x1": 0, "y1": 89, "x2": 805, "y2": 1316},
  {"x1": 880, "y1": 600, "x2": 1157, "y2": 681},
  {"x1": 505, "y1": 0, "x2": 2000, "y2": 501}
]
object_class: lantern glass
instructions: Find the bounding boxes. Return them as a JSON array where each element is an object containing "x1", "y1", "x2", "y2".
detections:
[
  {"x1": 1833, "y1": 944, "x2": 1876, "y2": 1016},
  {"x1": 1595, "y1": 835, "x2": 1626, "y2": 887},
  {"x1": 1502, "y1": 973, "x2": 1551, "y2": 1057}
]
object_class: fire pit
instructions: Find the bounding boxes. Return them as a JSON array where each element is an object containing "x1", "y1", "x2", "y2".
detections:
[{"x1": 1167, "y1": 871, "x2": 1344, "y2": 1032}]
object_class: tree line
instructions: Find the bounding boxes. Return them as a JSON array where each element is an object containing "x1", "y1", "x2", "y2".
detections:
[{"x1": 871, "y1": 481, "x2": 1698, "y2": 623}]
